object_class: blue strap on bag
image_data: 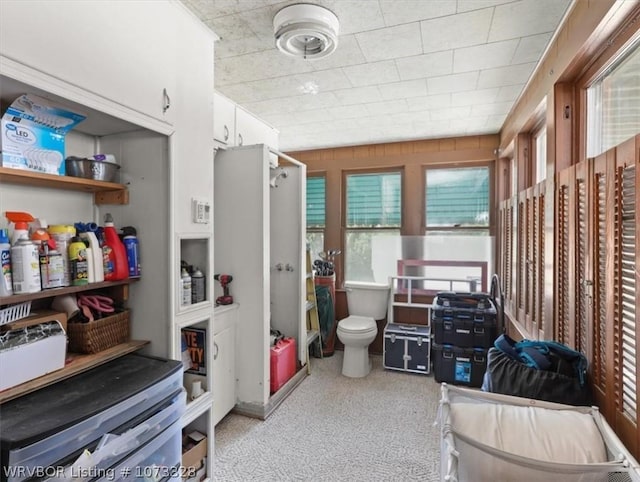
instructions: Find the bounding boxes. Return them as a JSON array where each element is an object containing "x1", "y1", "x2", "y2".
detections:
[{"x1": 494, "y1": 334, "x2": 587, "y2": 387}]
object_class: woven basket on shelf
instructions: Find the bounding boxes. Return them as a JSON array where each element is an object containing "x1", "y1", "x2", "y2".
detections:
[{"x1": 67, "y1": 310, "x2": 130, "y2": 354}]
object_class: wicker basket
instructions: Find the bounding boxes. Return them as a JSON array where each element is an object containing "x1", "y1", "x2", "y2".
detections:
[{"x1": 67, "y1": 310, "x2": 130, "y2": 354}]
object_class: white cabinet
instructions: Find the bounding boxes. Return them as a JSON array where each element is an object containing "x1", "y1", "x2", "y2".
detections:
[
  {"x1": 213, "y1": 304, "x2": 238, "y2": 425},
  {"x1": 0, "y1": 0, "x2": 176, "y2": 127},
  {"x1": 213, "y1": 92, "x2": 236, "y2": 147},
  {"x1": 235, "y1": 106, "x2": 278, "y2": 150},
  {"x1": 1, "y1": 1, "x2": 217, "y2": 479},
  {"x1": 214, "y1": 145, "x2": 306, "y2": 419},
  {"x1": 213, "y1": 91, "x2": 279, "y2": 164}
]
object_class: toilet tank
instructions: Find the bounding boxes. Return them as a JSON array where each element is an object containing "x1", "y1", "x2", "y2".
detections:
[{"x1": 344, "y1": 281, "x2": 390, "y2": 320}]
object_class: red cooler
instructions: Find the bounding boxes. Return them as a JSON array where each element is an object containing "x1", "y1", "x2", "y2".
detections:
[{"x1": 270, "y1": 337, "x2": 297, "y2": 394}]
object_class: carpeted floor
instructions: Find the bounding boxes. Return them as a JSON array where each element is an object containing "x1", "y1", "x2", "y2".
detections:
[{"x1": 213, "y1": 353, "x2": 442, "y2": 481}]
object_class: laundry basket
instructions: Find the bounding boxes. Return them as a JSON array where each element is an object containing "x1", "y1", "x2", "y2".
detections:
[{"x1": 438, "y1": 383, "x2": 640, "y2": 482}]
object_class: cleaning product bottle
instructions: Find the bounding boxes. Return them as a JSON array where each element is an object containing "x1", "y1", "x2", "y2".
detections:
[
  {"x1": 5, "y1": 211, "x2": 34, "y2": 245},
  {"x1": 0, "y1": 229, "x2": 13, "y2": 296},
  {"x1": 180, "y1": 268, "x2": 192, "y2": 306},
  {"x1": 48, "y1": 224, "x2": 76, "y2": 286},
  {"x1": 68, "y1": 236, "x2": 89, "y2": 286},
  {"x1": 79, "y1": 230, "x2": 104, "y2": 282},
  {"x1": 121, "y1": 226, "x2": 140, "y2": 278},
  {"x1": 102, "y1": 213, "x2": 128, "y2": 281},
  {"x1": 191, "y1": 267, "x2": 205, "y2": 304}
]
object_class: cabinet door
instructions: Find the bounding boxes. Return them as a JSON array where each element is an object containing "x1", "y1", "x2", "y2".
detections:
[
  {"x1": 172, "y1": 10, "x2": 215, "y2": 235},
  {"x1": 213, "y1": 92, "x2": 236, "y2": 146},
  {"x1": 235, "y1": 106, "x2": 278, "y2": 149},
  {"x1": 213, "y1": 325, "x2": 235, "y2": 425},
  {"x1": 0, "y1": 1, "x2": 176, "y2": 126}
]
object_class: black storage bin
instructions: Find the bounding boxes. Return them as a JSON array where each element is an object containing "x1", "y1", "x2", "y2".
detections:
[
  {"x1": 433, "y1": 291, "x2": 493, "y2": 309},
  {"x1": 432, "y1": 311, "x2": 498, "y2": 348},
  {"x1": 383, "y1": 323, "x2": 431, "y2": 374},
  {"x1": 432, "y1": 293, "x2": 498, "y2": 348},
  {"x1": 432, "y1": 343, "x2": 487, "y2": 387}
]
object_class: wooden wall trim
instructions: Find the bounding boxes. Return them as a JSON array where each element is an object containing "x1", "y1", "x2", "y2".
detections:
[
  {"x1": 500, "y1": 0, "x2": 635, "y2": 152},
  {"x1": 289, "y1": 134, "x2": 499, "y2": 169}
]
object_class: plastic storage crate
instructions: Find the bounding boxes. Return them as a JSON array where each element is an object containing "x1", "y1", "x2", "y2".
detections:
[
  {"x1": 0, "y1": 354, "x2": 183, "y2": 480},
  {"x1": 432, "y1": 343, "x2": 488, "y2": 387}
]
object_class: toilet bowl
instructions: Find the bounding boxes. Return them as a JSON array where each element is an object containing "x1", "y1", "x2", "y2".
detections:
[{"x1": 337, "y1": 281, "x2": 390, "y2": 378}]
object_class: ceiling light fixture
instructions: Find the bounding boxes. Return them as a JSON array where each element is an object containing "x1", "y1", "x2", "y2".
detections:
[{"x1": 273, "y1": 4, "x2": 339, "y2": 60}]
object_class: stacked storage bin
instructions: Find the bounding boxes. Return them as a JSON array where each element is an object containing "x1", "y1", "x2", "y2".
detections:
[{"x1": 431, "y1": 292, "x2": 498, "y2": 387}]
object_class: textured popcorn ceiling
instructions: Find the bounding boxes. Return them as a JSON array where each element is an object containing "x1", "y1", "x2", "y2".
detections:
[{"x1": 181, "y1": 0, "x2": 573, "y2": 151}]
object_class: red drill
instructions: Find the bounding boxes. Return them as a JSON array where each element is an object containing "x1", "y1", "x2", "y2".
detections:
[{"x1": 214, "y1": 274, "x2": 233, "y2": 305}]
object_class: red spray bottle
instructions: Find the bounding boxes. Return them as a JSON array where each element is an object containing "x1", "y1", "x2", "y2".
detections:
[{"x1": 102, "y1": 213, "x2": 129, "y2": 281}]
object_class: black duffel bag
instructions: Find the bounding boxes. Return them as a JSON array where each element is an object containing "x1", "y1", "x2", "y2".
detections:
[{"x1": 481, "y1": 334, "x2": 593, "y2": 406}]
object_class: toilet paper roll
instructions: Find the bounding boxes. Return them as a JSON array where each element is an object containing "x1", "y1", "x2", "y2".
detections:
[{"x1": 51, "y1": 294, "x2": 80, "y2": 320}]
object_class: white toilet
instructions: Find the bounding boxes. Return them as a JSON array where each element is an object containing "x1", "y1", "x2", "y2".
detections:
[{"x1": 337, "y1": 281, "x2": 390, "y2": 377}]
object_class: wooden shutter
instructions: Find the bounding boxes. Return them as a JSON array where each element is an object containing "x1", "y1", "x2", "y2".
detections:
[
  {"x1": 533, "y1": 182, "x2": 545, "y2": 339},
  {"x1": 611, "y1": 137, "x2": 638, "y2": 453},
  {"x1": 575, "y1": 161, "x2": 590, "y2": 357},
  {"x1": 591, "y1": 152, "x2": 611, "y2": 411},
  {"x1": 556, "y1": 169, "x2": 572, "y2": 345},
  {"x1": 499, "y1": 199, "x2": 514, "y2": 312},
  {"x1": 517, "y1": 192, "x2": 527, "y2": 319}
]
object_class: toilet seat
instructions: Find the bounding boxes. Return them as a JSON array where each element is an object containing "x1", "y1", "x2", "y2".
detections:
[{"x1": 338, "y1": 315, "x2": 377, "y2": 334}]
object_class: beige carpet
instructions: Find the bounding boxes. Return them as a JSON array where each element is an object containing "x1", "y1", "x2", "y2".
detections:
[{"x1": 213, "y1": 353, "x2": 441, "y2": 481}]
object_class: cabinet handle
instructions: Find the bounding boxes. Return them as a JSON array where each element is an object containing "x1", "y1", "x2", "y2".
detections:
[
  {"x1": 224, "y1": 125, "x2": 229, "y2": 141},
  {"x1": 162, "y1": 88, "x2": 171, "y2": 113},
  {"x1": 238, "y1": 133, "x2": 243, "y2": 146},
  {"x1": 214, "y1": 341, "x2": 219, "y2": 360}
]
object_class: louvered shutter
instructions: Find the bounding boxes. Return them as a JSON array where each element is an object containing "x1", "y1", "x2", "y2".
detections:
[
  {"x1": 517, "y1": 193, "x2": 527, "y2": 318},
  {"x1": 537, "y1": 186, "x2": 546, "y2": 338},
  {"x1": 591, "y1": 153, "x2": 610, "y2": 410},
  {"x1": 576, "y1": 162, "x2": 589, "y2": 357},
  {"x1": 556, "y1": 170, "x2": 571, "y2": 345},
  {"x1": 615, "y1": 163, "x2": 636, "y2": 424}
]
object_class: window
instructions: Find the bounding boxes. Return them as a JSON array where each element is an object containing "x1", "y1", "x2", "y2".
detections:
[
  {"x1": 306, "y1": 176, "x2": 325, "y2": 260},
  {"x1": 587, "y1": 38, "x2": 640, "y2": 157},
  {"x1": 345, "y1": 171, "x2": 401, "y2": 282},
  {"x1": 425, "y1": 166, "x2": 490, "y2": 231},
  {"x1": 423, "y1": 166, "x2": 493, "y2": 290}
]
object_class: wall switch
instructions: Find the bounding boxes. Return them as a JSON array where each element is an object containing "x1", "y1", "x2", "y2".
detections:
[{"x1": 192, "y1": 198, "x2": 211, "y2": 224}]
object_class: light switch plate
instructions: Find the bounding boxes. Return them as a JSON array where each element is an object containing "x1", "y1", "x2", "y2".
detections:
[{"x1": 192, "y1": 198, "x2": 210, "y2": 224}]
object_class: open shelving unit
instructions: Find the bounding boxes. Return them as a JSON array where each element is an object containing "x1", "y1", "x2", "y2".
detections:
[
  {"x1": 0, "y1": 340, "x2": 149, "y2": 403},
  {"x1": 0, "y1": 167, "x2": 129, "y2": 204}
]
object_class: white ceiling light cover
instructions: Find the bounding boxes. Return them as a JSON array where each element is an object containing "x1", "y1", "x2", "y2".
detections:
[{"x1": 273, "y1": 4, "x2": 339, "y2": 60}]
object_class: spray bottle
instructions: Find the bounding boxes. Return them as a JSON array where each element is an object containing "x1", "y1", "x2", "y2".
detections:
[
  {"x1": 102, "y1": 213, "x2": 128, "y2": 281},
  {"x1": 5, "y1": 211, "x2": 34, "y2": 245},
  {"x1": 0, "y1": 229, "x2": 13, "y2": 297}
]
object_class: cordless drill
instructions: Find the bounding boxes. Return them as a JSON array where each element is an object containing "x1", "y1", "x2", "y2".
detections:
[{"x1": 214, "y1": 274, "x2": 233, "y2": 305}]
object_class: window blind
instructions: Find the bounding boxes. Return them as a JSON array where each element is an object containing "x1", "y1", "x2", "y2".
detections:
[
  {"x1": 425, "y1": 167, "x2": 489, "y2": 227},
  {"x1": 306, "y1": 176, "x2": 326, "y2": 228},
  {"x1": 346, "y1": 173, "x2": 401, "y2": 227}
]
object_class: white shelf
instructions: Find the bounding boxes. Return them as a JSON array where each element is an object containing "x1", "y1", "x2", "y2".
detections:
[
  {"x1": 306, "y1": 329, "x2": 320, "y2": 346},
  {"x1": 182, "y1": 391, "x2": 213, "y2": 426}
]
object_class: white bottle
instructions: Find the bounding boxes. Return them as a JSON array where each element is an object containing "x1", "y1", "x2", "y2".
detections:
[
  {"x1": 180, "y1": 268, "x2": 192, "y2": 306},
  {"x1": 79, "y1": 231, "x2": 104, "y2": 282},
  {"x1": 0, "y1": 229, "x2": 13, "y2": 296}
]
